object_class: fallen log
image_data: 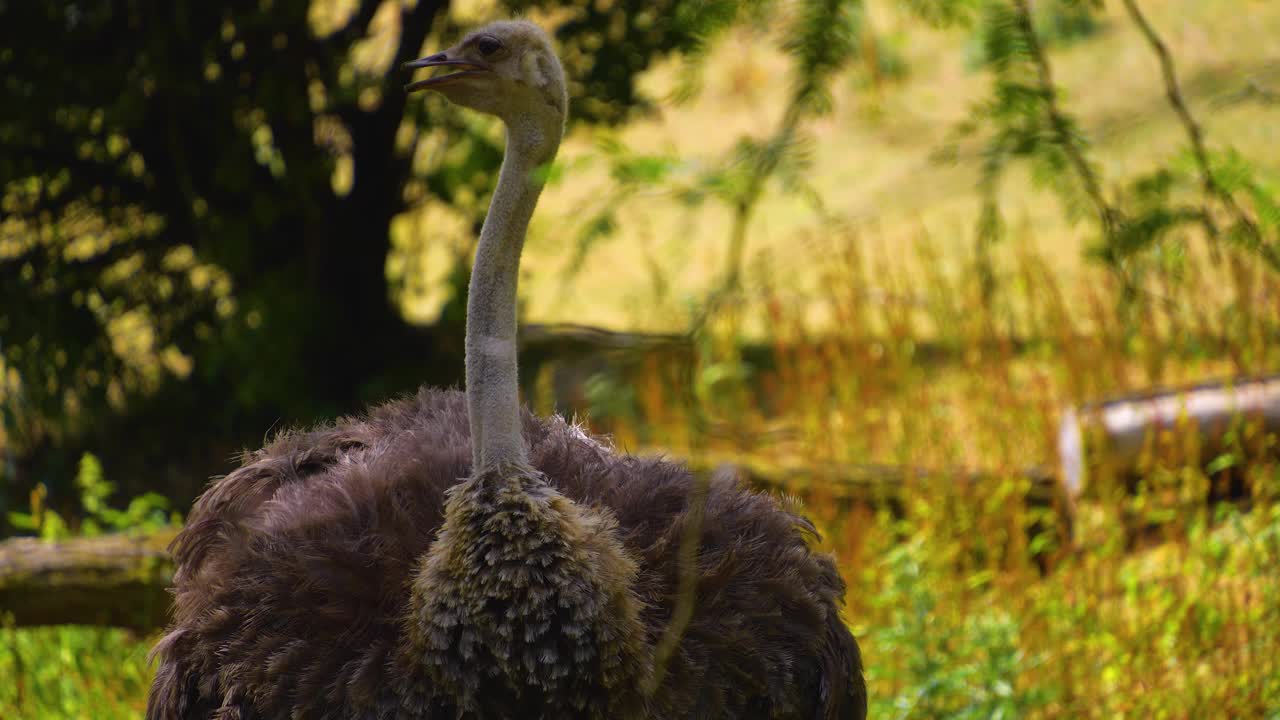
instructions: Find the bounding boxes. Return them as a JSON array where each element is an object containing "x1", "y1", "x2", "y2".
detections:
[
  {"x1": 717, "y1": 458, "x2": 1058, "y2": 507},
  {"x1": 0, "y1": 529, "x2": 176, "y2": 630},
  {"x1": 1058, "y1": 374, "x2": 1280, "y2": 507},
  {"x1": 722, "y1": 459, "x2": 1067, "y2": 571}
]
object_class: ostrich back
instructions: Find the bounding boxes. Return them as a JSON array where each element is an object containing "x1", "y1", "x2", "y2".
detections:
[{"x1": 147, "y1": 388, "x2": 865, "y2": 719}]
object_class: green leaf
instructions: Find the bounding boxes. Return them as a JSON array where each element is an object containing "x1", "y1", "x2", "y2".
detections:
[
  {"x1": 1206, "y1": 452, "x2": 1239, "y2": 475},
  {"x1": 6, "y1": 511, "x2": 38, "y2": 531}
]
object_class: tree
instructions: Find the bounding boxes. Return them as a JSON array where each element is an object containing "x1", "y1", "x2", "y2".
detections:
[{"x1": 0, "y1": 0, "x2": 740, "y2": 504}]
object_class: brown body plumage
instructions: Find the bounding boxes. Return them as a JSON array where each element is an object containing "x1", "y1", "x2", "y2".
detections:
[
  {"x1": 148, "y1": 389, "x2": 865, "y2": 718},
  {"x1": 149, "y1": 19, "x2": 865, "y2": 719}
]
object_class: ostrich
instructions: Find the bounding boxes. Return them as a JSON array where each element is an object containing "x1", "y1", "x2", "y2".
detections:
[{"x1": 147, "y1": 19, "x2": 866, "y2": 720}]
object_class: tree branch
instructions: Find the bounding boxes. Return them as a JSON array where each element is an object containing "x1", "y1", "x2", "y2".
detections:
[
  {"x1": 323, "y1": 0, "x2": 387, "y2": 50},
  {"x1": 1119, "y1": 0, "x2": 1265, "y2": 252},
  {"x1": 393, "y1": 0, "x2": 449, "y2": 81}
]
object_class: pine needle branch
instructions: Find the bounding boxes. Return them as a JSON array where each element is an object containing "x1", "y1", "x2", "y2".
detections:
[{"x1": 1010, "y1": 0, "x2": 1118, "y2": 240}]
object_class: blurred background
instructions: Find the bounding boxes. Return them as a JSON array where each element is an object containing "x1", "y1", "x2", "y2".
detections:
[{"x1": 2, "y1": 0, "x2": 1279, "y2": 716}]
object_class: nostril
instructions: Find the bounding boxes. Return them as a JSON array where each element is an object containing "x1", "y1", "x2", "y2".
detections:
[{"x1": 404, "y1": 52, "x2": 449, "y2": 71}]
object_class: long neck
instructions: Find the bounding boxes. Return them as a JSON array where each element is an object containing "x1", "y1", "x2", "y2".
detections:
[{"x1": 465, "y1": 125, "x2": 557, "y2": 472}]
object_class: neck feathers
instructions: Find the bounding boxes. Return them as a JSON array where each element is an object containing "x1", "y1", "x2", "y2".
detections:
[
  {"x1": 464, "y1": 125, "x2": 559, "y2": 472},
  {"x1": 408, "y1": 464, "x2": 651, "y2": 716}
]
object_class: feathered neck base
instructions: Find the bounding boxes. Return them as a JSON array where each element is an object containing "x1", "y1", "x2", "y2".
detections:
[{"x1": 405, "y1": 463, "x2": 651, "y2": 718}]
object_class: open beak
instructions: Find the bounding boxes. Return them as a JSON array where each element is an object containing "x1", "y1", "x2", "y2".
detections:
[{"x1": 403, "y1": 54, "x2": 489, "y2": 93}]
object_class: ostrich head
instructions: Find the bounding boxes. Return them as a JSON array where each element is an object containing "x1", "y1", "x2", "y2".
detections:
[{"x1": 405, "y1": 20, "x2": 567, "y2": 160}]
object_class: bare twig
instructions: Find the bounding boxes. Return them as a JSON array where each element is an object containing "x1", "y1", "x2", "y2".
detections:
[
  {"x1": 691, "y1": 0, "x2": 852, "y2": 335},
  {"x1": 690, "y1": 110, "x2": 805, "y2": 335},
  {"x1": 1119, "y1": 0, "x2": 1274, "y2": 266}
]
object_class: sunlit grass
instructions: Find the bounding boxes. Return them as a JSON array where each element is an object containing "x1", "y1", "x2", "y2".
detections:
[{"x1": 0, "y1": 625, "x2": 155, "y2": 720}]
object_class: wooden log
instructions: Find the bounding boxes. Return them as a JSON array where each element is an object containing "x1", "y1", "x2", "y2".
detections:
[
  {"x1": 520, "y1": 322, "x2": 686, "y2": 353},
  {"x1": 713, "y1": 458, "x2": 1059, "y2": 507},
  {"x1": 718, "y1": 459, "x2": 1068, "y2": 571},
  {"x1": 1058, "y1": 374, "x2": 1280, "y2": 505},
  {"x1": 0, "y1": 529, "x2": 176, "y2": 630}
]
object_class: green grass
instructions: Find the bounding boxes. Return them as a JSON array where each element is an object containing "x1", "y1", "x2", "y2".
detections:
[
  {"x1": 0, "y1": 625, "x2": 155, "y2": 719},
  {"x1": 859, "y1": 506, "x2": 1280, "y2": 718}
]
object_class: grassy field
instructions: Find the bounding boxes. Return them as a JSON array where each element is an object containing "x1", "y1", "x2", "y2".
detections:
[
  {"x1": 0, "y1": 626, "x2": 154, "y2": 719},
  {"x1": 5, "y1": 1, "x2": 1280, "y2": 717},
  {"x1": 596, "y1": 231, "x2": 1280, "y2": 716}
]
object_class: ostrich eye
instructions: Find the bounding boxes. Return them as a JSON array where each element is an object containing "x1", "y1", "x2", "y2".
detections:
[{"x1": 476, "y1": 36, "x2": 502, "y2": 56}]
